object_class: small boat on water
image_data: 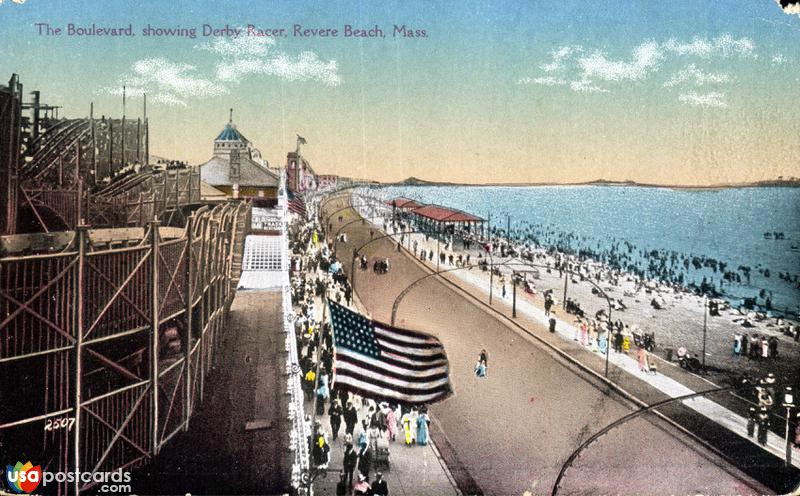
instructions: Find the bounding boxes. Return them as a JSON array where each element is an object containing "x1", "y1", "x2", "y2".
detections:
[{"x1": 764, "y1": 232, "x2": 773, "y2": 239}]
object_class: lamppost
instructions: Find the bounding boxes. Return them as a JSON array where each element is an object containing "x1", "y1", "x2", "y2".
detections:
[
  {"x1": 702, "y1": 294, "x2": 708, "y2": 374},
  {"x1": 783, "y1": 386, "x2": 795, "y2": 467},
  {"x1": 488, "y1": 247, "x2": 494, "y2": 305}
]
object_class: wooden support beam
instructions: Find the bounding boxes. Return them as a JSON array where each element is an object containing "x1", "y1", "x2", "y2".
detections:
[{"x1": 149, "y1": 220, "x2": 160, "y2": 455}]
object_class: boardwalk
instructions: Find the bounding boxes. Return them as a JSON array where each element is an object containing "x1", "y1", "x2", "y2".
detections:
[{"x1": 132, "y1": 291, "x2": 290, "y2": 495}]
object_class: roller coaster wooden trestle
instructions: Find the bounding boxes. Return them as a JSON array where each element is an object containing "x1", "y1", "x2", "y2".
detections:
[
  {"x1": 0, "y1": 200, "x2": 251, "y2": 495},
  {"x1": 1, "y1": 83, "x2": 252, "y2": 494}
]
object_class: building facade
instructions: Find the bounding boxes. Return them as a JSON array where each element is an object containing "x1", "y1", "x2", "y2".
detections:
[
  {"x1": 286, "y1": 151, "x2": 317, "y2": 194},
  {"x1": 198, "y1": 119, "x2": 279, "y2": 206}
]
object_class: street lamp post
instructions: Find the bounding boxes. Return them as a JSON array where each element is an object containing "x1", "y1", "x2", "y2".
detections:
[
  {"x1": 512, "y1": 271, "x2": 517, "y2": 318},
  {"x1": 783, "y1": 386, "x2": 795, "y2": 467},
  {"x1": 486, "y1": 213, "x2": 493, "y2": 305},
  {"x1": 605, "y1": 304, "x2": 613, "y2": 377},
  {"x1": 702, "y1": 295, "x2": 708, "y2": 374}
]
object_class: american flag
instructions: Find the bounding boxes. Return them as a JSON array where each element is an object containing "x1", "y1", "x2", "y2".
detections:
[
  {"x1": 288, "y1": 196, "x2": 307, "y2": 217},
  {"x1": 328, "y1": 300, "x2": 451, "y2": 405}
]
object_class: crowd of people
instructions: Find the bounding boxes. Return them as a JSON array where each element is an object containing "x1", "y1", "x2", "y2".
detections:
[
  {"x1": 732, "y1": 332, "x2": 782, "y2": 360},
  {"x1": 288, "y1": 208, "x2": 434, "y2": 495}
]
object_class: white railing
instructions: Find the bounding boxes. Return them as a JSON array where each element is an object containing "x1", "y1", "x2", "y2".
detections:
[{"x1": 278, "y1": 168, "x2": 310, "y2": 492}]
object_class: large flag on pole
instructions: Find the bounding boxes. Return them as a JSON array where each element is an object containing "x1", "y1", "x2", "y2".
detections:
[{"x1": 328, "y1": 300, "x2": 451, "y2": 405}]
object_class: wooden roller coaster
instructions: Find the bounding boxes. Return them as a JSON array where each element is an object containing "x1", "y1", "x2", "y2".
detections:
[{"x1": 0, "y1": 74, "x2": 251, "y2": 495}]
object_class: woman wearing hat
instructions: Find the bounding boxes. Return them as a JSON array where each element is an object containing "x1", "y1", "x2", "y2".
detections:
[{"x1": 352, "y1": 473, "x2": 371, "y2": 495}]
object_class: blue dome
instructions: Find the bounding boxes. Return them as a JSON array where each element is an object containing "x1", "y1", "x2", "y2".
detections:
[{"x1": 215, "y1": 123, "x2": 245, "y2": 141}]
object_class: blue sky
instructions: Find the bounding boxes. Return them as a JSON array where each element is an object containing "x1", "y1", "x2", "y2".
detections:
[{"x1": 1, "y1": 0, "x2": 799, "y2": 184}]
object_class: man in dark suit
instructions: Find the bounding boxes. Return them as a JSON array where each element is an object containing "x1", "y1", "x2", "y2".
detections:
[
  {"x1": 357, "y1": 443, "x2": 372, "y2": 479},
  {"x1": 342, "y1": 442, "x2": 358, "y2": 489},
  {"x1": 372, "y1": 471, "x2": 389, "y2": 495}
]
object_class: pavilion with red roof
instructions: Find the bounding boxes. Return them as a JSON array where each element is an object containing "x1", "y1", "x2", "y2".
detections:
[
  {"x1": 409, "y1": 203, "x2": 485, "y2": 235},
  {"x1": 386, "y1": 197, "x2": 426, "y2": 210}
]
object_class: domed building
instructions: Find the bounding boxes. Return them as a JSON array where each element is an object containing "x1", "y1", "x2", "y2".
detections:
[{"x1": 197, "y1": 112, "x2": 279, "y2": 206}]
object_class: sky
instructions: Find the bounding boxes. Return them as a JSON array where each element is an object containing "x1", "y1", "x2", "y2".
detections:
[{"x1": 1, "y1": 0, "x2": 799, "y2": 185}]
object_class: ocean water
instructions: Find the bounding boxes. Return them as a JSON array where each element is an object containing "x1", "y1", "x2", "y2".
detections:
[{"x1": 372, "y1": 185, "x2": 800, "y2": 313}]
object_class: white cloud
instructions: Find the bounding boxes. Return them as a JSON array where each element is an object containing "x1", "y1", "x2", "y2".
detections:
[
  {"x1": 540, "y1": 45, "x2": 582, "y2": 72},
  {"x1": 151, "y1": 92, "x2": 190, "y2": 107},
  {"x1": 663, "y1": 35, "x2": 755, "y2": 58},
  {"x1": 772, "y1": 53, "x2": 787, "y2": 65},
  {"x1": 103, "y1": 58, "x2": 228, "y2": 106},
  {"x1": 518, "y1": 76, "x2": 567, "y2": 86},
  {"x1": 570, "y1": 79, "x2": 609, "y2": 93},
  {"x1": 196, "y1": 36, "x2": 276, "y2": 57},
  {"x1": 678, "y1": 91, "x2": 727, "y2": 107},
  {"x1": 198, "y1": 32, "x2": 341, "y2": 87},
  {"x1": 215, "y1": 52, "x2": 341, "y2": 86},
  {"x1": 105, "y1": 31, "x2": 342, "y2": 106},
  {"x1": 520, "y1": 33, "x2": 767, "y2": 108},
  {"x1": 663, "y1": 64, "x2": 730, "y2": 87},
  {"x1": 577, "y1": 41, "x2": 663, "y2": 81}
]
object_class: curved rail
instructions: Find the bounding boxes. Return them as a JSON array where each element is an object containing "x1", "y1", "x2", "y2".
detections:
[{"x1": 551, "y1": 384, "x2": 736, "y2": 495}]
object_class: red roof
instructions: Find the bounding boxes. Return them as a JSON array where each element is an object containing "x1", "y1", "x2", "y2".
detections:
[
  {"x1": 411, "y1": 204, "x2": 484, "y2": 223},
  {"x1": 386, "y1": 197, "x2": 426, "y2": 210}
]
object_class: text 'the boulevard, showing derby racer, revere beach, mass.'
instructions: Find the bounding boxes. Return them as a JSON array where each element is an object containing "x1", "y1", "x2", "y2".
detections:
[{"x1": 33, "y1": 22, "x2": 427, "y2": 38}]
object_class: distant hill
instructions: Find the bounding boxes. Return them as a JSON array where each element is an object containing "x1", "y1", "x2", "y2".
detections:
[{"x1": 389, "y1": 177, "x2": 800, "y2": 189}]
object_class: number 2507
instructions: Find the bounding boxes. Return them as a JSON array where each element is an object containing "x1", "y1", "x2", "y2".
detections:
[{"x1": 44, "y1": 417, "x2": 75, "y2": 432}]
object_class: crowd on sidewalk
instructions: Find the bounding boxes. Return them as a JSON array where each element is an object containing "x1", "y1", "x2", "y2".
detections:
[{"x1": 287, "y1": 212, "x2": 434, "y2": 495}]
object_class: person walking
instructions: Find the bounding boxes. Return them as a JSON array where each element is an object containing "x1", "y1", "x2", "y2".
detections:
[
  {"x1": 312, "y1": 435, "x2": 331, "y2": 469},
  {"x1": 358, "y1": 420, "x2": 369, "y2": 450},
  {"x1": 353, "y1": 474, "x2": 371, "y2": 496},
  {"x1": 401, "y1": 411, "x2": 413, "y2": 445},
  {"x1": 757, "y1": 408, "x2": 770, "y2": 446},
  {"x1": 746, "y1": 407, "x2": 756, "y2": 438},
  {"x1": 637, "y1": 345, "x2": 647, "y2": 372},
  {"x1": 749, "y1": 334, "x2": 759, "y2": 360},
  {"x1": 303, "y1": 368, "x2": 316, "y2": 402},
  {"x1": 342, "y1": 442, "x2": 358, "y2": 489},
  {"x1": 344, "y1": 401, "x2": 358, "y2": 437},
  {"x1": 580, "y1": 320, "x2": 588, "y2": 346},
  {"x1": 329, "y1": 399, "x2": 343, "y2": 441},
  {"x1": 358, "y1": 443, "x2": 373, "y2": 479},
  {"x1": 475, "y1": 358, "x2": 487, "y2": 378},
  {"x1": 316, "y1": 374, "x2": 330, "y2": 415},
  {"x1": 416, "y1": 409, "x2": 430, "y2": 446},
  {"x1": 385, "y1": 404, "x2": 398, "y2": 442},
  {"x1": 336, "y1": 472, "x2": 348, "y2": 496},
  {"x1": 372, "y1": 472, "x2": 389, "y2": 496}
]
